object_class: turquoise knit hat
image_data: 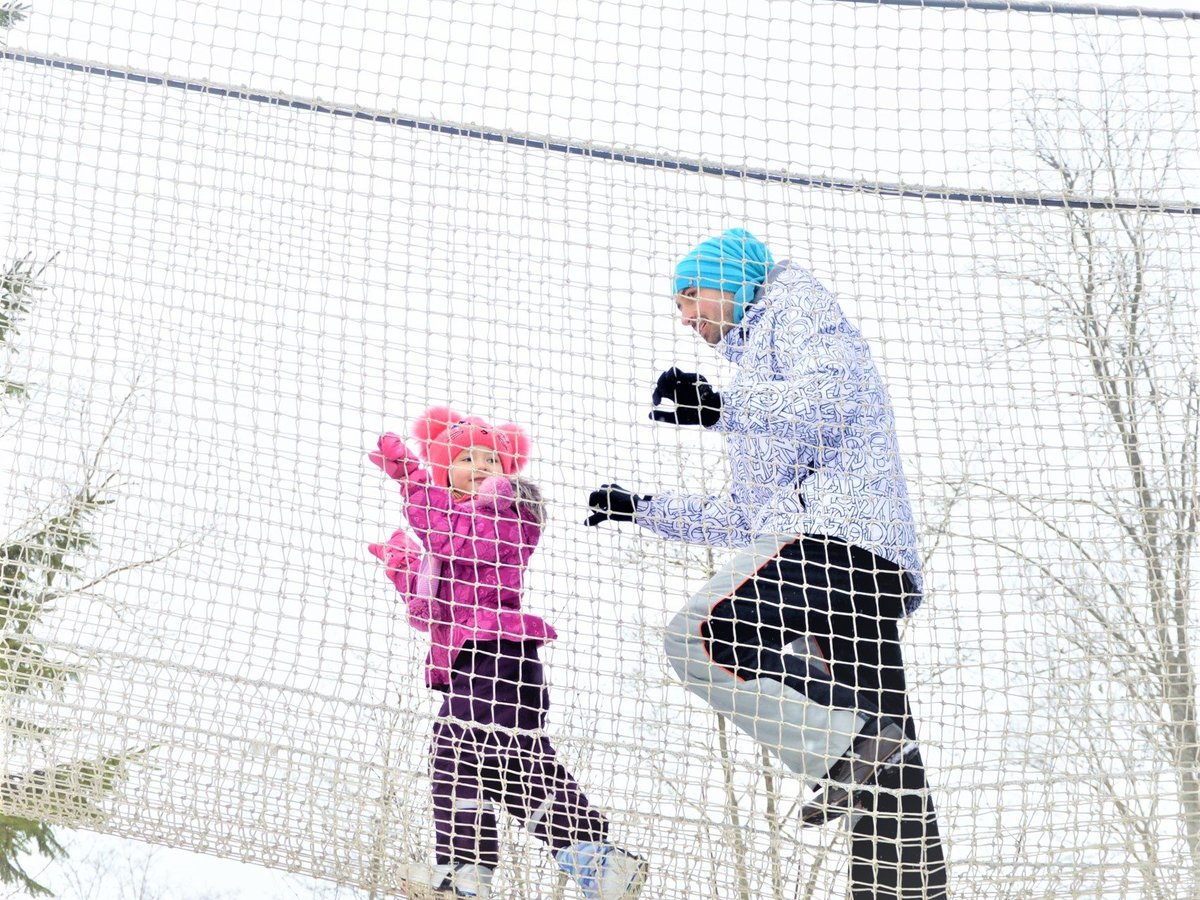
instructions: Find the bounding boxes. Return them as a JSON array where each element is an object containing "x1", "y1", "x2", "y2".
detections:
[{"x1": 673, "y1": 228, "x2": 775, "y2": 325}]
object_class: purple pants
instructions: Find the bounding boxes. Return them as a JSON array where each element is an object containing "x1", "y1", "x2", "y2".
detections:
[{"x1": 430, "y1": 640, "x2": 609, "y2": 867}]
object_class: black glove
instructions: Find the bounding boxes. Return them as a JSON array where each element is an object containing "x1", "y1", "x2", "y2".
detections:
[
  {"x1": 584, "y1": 483, "x2": 651, "y2": 527},
  {"x1": 650, "y1": 367, "x2": 722, "y2": 428}
]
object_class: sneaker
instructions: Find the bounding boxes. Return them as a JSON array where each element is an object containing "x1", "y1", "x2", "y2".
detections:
[
  {"x1": 401, "y1": 861, "x2": 493, "y2": 899},
  {"x1": 555, "y1": 842, "x2": 648, "y2": 899},
  {"x1": 799, "y1": 719, "x2": 917, "y2": 827}
]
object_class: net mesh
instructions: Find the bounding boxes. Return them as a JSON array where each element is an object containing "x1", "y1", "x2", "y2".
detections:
[{"x1": 2, "y1": 2, "x2": 1199, "y2": 898}]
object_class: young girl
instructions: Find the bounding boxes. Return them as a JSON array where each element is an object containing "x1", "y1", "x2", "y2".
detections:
[{"x1": 368, "y1": 406, "x2": 646, "y2": 900}]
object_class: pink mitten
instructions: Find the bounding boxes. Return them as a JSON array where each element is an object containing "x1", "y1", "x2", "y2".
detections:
[
  {"x1": 368, "y1": 432, "x2": 424, "y2": 481},
  {"x1": 475, "y1": 475, "x2": 516, "y2": 510}
]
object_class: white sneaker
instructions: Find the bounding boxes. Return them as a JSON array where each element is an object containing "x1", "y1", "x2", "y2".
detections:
[
  {"x1": 555, "y1": 842, "x2": 648, "y2": 899},
  {"x1": 400, "y1": 861, "x2": 493, "y2": 898}
]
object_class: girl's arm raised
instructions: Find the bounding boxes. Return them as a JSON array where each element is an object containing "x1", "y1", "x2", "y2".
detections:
[
  {"x1": 368, "y1": 432, "x2": 455, "y2": 554},
  {"x1": 402, "y1": 482, "x2": 455, "y2": 557},
  {"x1": 368, "y1": 432, "x2": 429, "y2": 483}
]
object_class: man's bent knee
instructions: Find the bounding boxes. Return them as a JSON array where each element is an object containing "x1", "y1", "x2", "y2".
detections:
[{"x1": 664, "y1": 606, "x2": 721, "y2": 684}]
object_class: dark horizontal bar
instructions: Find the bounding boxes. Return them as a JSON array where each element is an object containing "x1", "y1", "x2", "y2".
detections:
[
  {"x1": 3, "y1": 48, "x2": 1197, "y2": 215},
  {"x1": 827, "y1": 0, "x2": 1200, "y2": 19}
]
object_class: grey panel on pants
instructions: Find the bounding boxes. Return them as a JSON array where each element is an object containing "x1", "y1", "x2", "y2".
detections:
[{"x1": 662, "y1": 533, "x2": 865, "y2": 784}]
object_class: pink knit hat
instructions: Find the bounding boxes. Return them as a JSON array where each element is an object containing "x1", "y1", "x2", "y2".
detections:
[{"x1": 411, "y1": 406, "x2": 531, "y2": 488}]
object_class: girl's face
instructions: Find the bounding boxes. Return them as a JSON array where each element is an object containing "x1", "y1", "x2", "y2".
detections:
[
  {"x1": 448, "y1": 445, "x2": 504, "y2": 496},
  {"x1": 675, "y1": 287, "x2": 736, "y2": 345}
]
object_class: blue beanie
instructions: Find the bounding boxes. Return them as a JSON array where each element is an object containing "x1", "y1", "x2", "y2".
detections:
[{"x1": 673, "y1": 228, "x2": 775, "y2": 325}]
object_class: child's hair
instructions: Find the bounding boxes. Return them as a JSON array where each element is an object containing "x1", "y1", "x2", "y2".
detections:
[
  {"x1": 411, "y1": 405, "x2": 531, "y2": 488},
  {"x1": 511, "y1": 476, "x2": 546, "y2": 527}
]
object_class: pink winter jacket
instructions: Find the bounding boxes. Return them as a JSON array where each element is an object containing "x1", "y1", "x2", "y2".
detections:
[{"x1": 370, "y1": 436, "x2": 556, "y2": 688}]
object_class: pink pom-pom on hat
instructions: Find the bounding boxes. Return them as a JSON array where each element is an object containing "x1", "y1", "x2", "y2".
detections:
[{"x1": 411, "y1": 405, "x2": 531, "y2": 487}]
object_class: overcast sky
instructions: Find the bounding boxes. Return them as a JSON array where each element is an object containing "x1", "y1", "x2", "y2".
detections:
[{"x1": 3, "y1": 2, "x2": 1199, "y2": 898}]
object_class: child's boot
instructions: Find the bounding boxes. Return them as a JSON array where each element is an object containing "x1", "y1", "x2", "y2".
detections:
[
  {"x1": 439, "y1": 862, "x2": 493, "y2": 898},
  {"x1": 555, "y1": 842, "x2": 648, "y2": 899},
  {"x1": 403, "y1": 862, "x2": 493, "y2": 899}
]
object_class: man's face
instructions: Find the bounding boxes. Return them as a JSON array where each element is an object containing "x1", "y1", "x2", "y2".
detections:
[{"x1": 675, "y1": 287, "x2": 736, "y2": 346}]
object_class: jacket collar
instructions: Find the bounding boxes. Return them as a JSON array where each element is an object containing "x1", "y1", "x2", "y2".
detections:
[{"x1": 717, "y1": 260, "x2": 790, "y2": 363}]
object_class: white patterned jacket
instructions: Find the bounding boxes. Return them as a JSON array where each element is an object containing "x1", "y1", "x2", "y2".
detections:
[{"x1": 638, "y1": 261, "x2": 924, "y2": 611}]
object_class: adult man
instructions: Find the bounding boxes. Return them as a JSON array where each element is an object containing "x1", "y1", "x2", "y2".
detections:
[{"x1": 586, "y1": 229, "x2": 947, "y2": 899}]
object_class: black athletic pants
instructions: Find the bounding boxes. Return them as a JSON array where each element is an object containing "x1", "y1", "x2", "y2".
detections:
[{"x1": 702, "y1": 536, "x2": 948, "y2": 900}]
